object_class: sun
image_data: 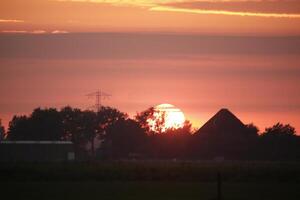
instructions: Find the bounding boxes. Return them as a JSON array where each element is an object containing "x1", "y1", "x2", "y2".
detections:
[{"x1": 148, "y1": 103, "x2": 185, "y2": 132}]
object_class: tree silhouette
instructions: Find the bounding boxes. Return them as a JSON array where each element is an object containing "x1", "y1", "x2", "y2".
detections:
[
  {"x1": 135, "y1": 107, "x2": 155, "y2": 134},
  {"x1": 94, "y1": 106, "x2": 127, "y2": 154},
  {"x1": 60, "y1": 106, "x2": 91, "y2": 157},
  {"x1": 60, "y1": 106, "x2": 127, "y2": 156},
  {"x1": 245, "y1": 123, "x2": 260, "y2": 137},
  {"x1": 80, "y1": 110, "x2": 98, "y2": 156},
  {"x1": 7, "y1": 108, "x2": 64, "y2": 141},
  {"x1": 0, "y1": 119, "x2": 5, "y2": 141},
  {"x1": 30, "y1": 108, "x2": 64, "y2": 140},
  {"x1": 262, "y1": 123, "x2": 296, "y2": 137},
  {"x1": 5, "y1": 106, "x2": 300, "y2": 161},
  {"x1": 96, "y1": 106, "x2": 128, "y2": 132},
  {"x1": 149, "y1": 120, "x2": 193, "y2": 159},
  {"x1": 163, "y1": 120, "x2": 192, "y2": 135},
  {"x1": 60, "y1": 106, "x2": 85, "y2": 142},
  {"x1": 259, "y1": 123, "x2": 298, "y2": 160},
  {"x1": 7, "y1": 115, "x2": 29, "y2": 140},
  {"x1": 101, "y1": 118, "x2": 147, "y2": 158},
  {"x1": 135, "y1": 107, "x2": 167, "y2": 135}
]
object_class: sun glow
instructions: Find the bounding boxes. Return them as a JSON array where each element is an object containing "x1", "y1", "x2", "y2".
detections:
[{"x1": 148, "y1": 103, "x2": 185, "y2": 133}]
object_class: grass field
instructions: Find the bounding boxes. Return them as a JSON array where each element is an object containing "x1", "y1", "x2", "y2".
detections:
[
  {"x1": 1, "y1": 181, "x2": 300, "y2": 200},
  {"x1": 1, "y1": 161, "x2": 300, "y2": 182},
  {"x1": 1, "y1": 161, "x2": 300, "y2": 199}
]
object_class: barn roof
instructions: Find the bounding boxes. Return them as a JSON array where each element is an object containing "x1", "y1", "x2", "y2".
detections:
[{"x1": 195, "y1": 108, "x2": 246, "y2": 136}]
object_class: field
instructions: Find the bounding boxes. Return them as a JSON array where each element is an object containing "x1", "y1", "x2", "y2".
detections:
[
  {"x1": 2, "y1": 181, "x2": 300, "y2": 200},
  {"x1": 1, "y1": 161, "x2": 300, "y2": 199}
]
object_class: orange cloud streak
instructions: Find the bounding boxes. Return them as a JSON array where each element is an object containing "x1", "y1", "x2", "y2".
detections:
[
  {"x1": 150, "y1": 6, "x2": 300, "y2": 18},
  {"x1": 0, "y1": 19, "x2": 24, "y2": 23},
  {"x1": 56, "y1": 0, "x2": 300, "y2": 18}
]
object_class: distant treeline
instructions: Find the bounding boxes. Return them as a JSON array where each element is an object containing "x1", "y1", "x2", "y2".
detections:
[{"x1": 1, "y1": 106, "x2": 300, "y2": 161}]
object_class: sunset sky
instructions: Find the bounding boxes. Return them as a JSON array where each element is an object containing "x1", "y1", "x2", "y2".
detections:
[{"x1": 1, "y1": 0, "x2": 300, "y2": 132}]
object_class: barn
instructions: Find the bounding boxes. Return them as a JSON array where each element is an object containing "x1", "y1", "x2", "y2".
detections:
[
  {"x1": 193, "y1": 108, "x2": 252, "y2": 160},
  {"x1": 194, "y1": 108, "x2": 246, "y2": 137},
  {"x1": 0, "y1": 141, "x2": 75, "y2": 162}
]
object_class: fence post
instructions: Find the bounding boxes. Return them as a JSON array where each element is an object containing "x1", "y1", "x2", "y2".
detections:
[{"x1": 217, "y1": 172, "x2": 222, "y2": 200}]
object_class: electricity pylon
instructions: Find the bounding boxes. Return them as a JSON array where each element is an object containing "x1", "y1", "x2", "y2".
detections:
[{"x1": 86, "y1": 90, "x2": 111, "y2": 112}]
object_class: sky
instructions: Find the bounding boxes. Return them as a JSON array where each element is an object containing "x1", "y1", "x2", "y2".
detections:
[{"x1": 0, "y1": 0, "x2": 300, "y2": 133}]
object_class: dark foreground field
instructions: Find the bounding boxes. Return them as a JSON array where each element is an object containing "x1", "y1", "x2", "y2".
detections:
[
  {"x1": 1, "y1": 181, "x2": 300, "y2": 200},
  {"x1": 1, "y1": 161, "x2": 300, "y2": 199}
]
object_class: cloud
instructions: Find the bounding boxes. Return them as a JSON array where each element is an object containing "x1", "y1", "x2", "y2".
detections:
[
  {"x1": 32, "y1": 30, "x2": 47, "y2": 34},
  {"x1": 1, "y1": 30, "x2": 28, "y2": 33},
  {"x1": 56, "y1": 0, "x2": 300, "y2": 18},
  {"x1": 150, "y1": 6, "x2": 300, "y2": 18},
  {"x1": 0, "y1": 19, "x2": 24, "y2": 23},
  {"x1": 1, "y1": 30, "x2": 70, "y2": 34},
  {"x1": 56, "y1": 0, "x2": 181, "y2": 7},
  {"x1": 1, "y1": 30, "x2": 47, "y2": 34},
  {"x1": 51, "y1": 30, "x2": 69, "y2": 34},
  {"x1": 161, "y1": 0, "x2": 300, "y2": 14}
]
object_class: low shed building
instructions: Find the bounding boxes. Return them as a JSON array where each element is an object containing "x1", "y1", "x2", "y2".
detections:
[{"x1": 0, "y1": 141, "x2": 75, "y2": 162}]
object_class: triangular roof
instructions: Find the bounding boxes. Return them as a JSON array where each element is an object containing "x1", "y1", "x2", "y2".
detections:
[{"x1": 195, "y1": 108, "x2": 246, "y2": 136}]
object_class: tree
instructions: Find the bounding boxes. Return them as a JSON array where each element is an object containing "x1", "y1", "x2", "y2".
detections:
[
  {"x1": 135, "y1": 107, "x2": 166, "y2": 135},
  {"x1": 245, "y1": 123, "x2": 259, "y2": 137},
  {"x1": 94, "y1": 106, "x2": 127, "y2": 153},
  {"x1": 164, "y1": 120, "x2": 193, "y2": 135},
  {"x1": 30, "y1": 108, "x2": 64, "y2": 140},
  {"x1": 135, "y1": 107, "x2": 155, "y2": 134},
  {"x1": 259, "y1": 123, "x2": 298, "y2": 160},
  {"x1": 61, "y1": 106, "x2": 127, "y2": 156},
  {"x1": 102, "y1": 118, "x2": 147, "y2": 158},
  {"x1": 80, "y1": 110, "x2": 98, "y2": 155},
  {"x1": 60, "y1": 106, "x2": 84, "y2": 142},
  {"x1": 66, "y1": 106, "x2": 128, "y2": 156},
  {"x1": 0, "y1": 119, "x2": 5, "y2": 141},
  {"x1": 7, "y1": 115, "x2": 29, "y2": 140},
  {"x1": 262, "y1": 123, "x2": 296, "y2": 137},
  {"x1": 96, "y1": 106, "x2": 128, "y2": 132},
  {"x1": 155, "y1": 120, "x2": 193, "y2": 158},
  {"x1": 7, "y1": 108, "x2": 64, "y2": 141},
  {"x1": 60, "y1": 106, "x2": 92, "y2": 158}
]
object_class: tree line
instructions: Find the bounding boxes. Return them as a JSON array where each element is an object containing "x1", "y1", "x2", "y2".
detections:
[{"x1": 1, "y1": 106, "x2": 299, "y2": 161}]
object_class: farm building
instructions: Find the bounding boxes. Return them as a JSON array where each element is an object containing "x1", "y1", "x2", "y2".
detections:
[
  {"x1": 0, "y1": 141, "x2": 75, "y2": 162},
  {"x1": 192, "y1": 108, "x2": 255, "y2": 160},
  {"x1": 194, "y1": 108, "x2": 246, "y2": 137}
]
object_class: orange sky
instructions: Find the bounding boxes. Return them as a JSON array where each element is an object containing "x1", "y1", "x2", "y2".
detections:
[
  {"x1": 0, "y1": 0, "x2": 300, "y2": 133},
  {"x1": 1, "y1": 0, "x2": 300, "y2": 35}
]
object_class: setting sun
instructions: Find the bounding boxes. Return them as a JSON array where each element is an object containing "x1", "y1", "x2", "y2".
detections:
[{"x1": 147, "y1": 104, "x2": 185, "y2": 132}]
